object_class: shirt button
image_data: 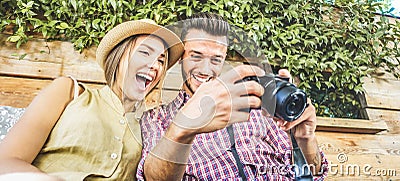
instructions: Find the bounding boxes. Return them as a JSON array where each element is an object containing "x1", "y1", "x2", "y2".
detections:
[
  {"x1": 119, "y1": 119, "x2": 125, "y2": 125},
  {"x1": 110, "y1": 153, "x2": 118, "y2": 159}
]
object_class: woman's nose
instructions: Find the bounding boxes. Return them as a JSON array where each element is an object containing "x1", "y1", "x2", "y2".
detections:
[{"x1": 149, "y1": 56, "x2": 164, "y2": 70}]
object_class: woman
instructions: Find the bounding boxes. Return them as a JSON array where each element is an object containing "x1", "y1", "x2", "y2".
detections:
[{"x1": 0, "y1": 19, "x2": 184, "y2": 180}]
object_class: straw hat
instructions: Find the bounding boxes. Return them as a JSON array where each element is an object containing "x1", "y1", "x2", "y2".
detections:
[{"x1": 96, "y1": 19, "x2": 184, "y2": 70}]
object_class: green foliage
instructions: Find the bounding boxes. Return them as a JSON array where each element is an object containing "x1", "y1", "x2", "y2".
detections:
[{"x1": 1, "y1": 0, "x2": 399, "y2": 118}]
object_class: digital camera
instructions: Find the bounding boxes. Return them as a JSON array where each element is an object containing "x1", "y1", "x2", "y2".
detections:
[{"x1": 240, "y1": 74, "x2": 307, "y2": 122}]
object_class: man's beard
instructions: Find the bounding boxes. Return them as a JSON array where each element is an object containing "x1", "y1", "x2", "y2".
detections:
[{"x1": 182, "y1": 71, "x2": 196, "y2": 95}]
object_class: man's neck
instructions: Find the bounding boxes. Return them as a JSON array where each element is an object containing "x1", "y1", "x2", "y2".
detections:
[{"x1": 182, "y1": 80, "x2": 195, "y2": 97}]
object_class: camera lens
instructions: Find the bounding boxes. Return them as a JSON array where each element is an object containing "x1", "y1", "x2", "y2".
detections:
[
  {"x1": 239, "y1": 74, "x2": 307, "y2": 122},
  {"x1": 275, "y1": 82, "x2": 307, "y2": 122},
  {"x1": 286, "y1": 94, "x2": 305, "y2": 116}
]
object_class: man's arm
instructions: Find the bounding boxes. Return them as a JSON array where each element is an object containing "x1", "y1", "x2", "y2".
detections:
[
  {"x1": 296, "y1": 134, "x2": 323, "y2": 175},
  {"x1": 144, "y1": 124, "x2": 195, "y2": 180},
  {"x1": 275, "y1": 69, "x2": 326, "y2": 176},
  {"x1": 143, "y1": 65, "x2": 265, "y2": 180},
  {"x1": 276, "y1": 99, "x2": 326, "y2": 176}
]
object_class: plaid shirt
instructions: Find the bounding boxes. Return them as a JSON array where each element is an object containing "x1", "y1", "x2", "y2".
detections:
[{"x1": 137, "y1": 90, "x2": 328, "y2": 180}]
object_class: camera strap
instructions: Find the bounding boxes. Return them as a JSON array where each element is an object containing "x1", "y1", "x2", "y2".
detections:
[
  {"x1": 227, "y1": 125, "x2": 247, "y2": 180},
  {"x1": 290, "y1": 129, "x2": 313, "y2": 181}
]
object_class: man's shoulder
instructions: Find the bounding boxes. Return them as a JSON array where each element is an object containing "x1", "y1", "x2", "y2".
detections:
[
  {"x1": 142, "y1": 102, "x2": 171, "y2": 116},
  {"x1": 141, "y1": 91, "x2": 187, "y2": 126},
  {"x1": 142, "y1": 94, "x2": 181, "y2": 117}
]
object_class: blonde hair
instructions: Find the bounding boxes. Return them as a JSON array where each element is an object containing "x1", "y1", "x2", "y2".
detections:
[
  {"x1": 103, "y1": 36, "x2": 138, "y2": 88},
  {"x1": 103, "y1": 35, "x2": 169, "y2": 109}
]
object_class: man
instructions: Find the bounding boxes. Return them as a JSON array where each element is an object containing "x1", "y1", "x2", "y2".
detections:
[{"x1": 137, "y1": 13, "x2": 328, "y2": 180}]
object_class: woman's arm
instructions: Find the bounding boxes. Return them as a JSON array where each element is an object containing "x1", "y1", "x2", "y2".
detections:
[{"x1": 0, "y1": 77, "x2": 81, "y2": 174}]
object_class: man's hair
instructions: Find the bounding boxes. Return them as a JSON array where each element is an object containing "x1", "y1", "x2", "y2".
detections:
[{"x1": 181, "y1": 13, "x2": 230, "y2": 44}]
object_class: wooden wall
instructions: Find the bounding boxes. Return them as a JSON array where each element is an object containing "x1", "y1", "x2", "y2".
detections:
[
  {"x1": 1, "y1": 34, "x2": 399, "y2": 180},
  {"x1": 360, "y1": 74, "x2": 400, "y2": 121}
]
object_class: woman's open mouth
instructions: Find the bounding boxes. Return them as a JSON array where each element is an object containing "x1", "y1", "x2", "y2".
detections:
[{"x1": 136, "y1": 73, "x2": 154, "y2": 90}]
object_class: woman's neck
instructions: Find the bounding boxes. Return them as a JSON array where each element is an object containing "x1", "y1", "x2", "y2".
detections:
[{"x1": 110, "y1": 83, "x2": 137, "y2": 113}]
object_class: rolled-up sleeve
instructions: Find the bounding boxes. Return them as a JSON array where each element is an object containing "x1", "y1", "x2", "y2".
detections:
[{"x1": 313, "y1": 150, "x2": 329, "y2": 181}]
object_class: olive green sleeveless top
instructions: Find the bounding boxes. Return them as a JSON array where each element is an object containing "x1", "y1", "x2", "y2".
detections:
[{"x1": 32, "y1": 85, "x2": 142, "y2": 180}]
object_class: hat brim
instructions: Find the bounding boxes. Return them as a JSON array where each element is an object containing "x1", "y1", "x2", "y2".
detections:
[{"x1": 96, "y1": 20, "x2": 184, "y2": 70}]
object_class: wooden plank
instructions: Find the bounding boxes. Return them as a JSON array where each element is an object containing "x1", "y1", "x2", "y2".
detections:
[
  {"x1": 365, "y1": 108, "x2": 400, "y2": 135},
  {"x1": 316, "y1": 131, "x2": 400, "y2": 180},
  {"x1": 163, "y1": 64, "x2": 183, "y2": 90},
  {"x1": 366, "y1": 108, "x2": 400, "y2": 122},
  {"x1": 0, "y1": 76, "x2": 53, "y2": 108},
  {"x1": 0, "y1": 76, "x2": 104, "y2": 108},
  {"x1": 0, "y1": 57, "x2": 63, "y2": 79},
  {"x1": 316, "y1": 117, "x2": 388, "y2": 134},
  {"x1": 62, "y1": 61, "x2": 105, "y2": 84},
  {"x1": 360, "y1": 76, "x2": 400, "y2": 111},
  {"x1": 324, "y1": 153, "x2": 400, "y2": 180},
  {"x1": 317, "y1": 132, "x2": 400, "y2": 155},
  {"x1": 0, "y1": 34, "x2": 62, "y2": 65},
  {"x1": 0, "y1": 34, "x2": 105, "y2": 83},
  {"x1": 0, "y1": 34, "x2": 63, "y2": 79},
  {"x1": 55, "y1": 45, "x2": 105, "y2": 83},
  {"x1": 384, "y1": 119, "x2": 400, "y2": 135}
]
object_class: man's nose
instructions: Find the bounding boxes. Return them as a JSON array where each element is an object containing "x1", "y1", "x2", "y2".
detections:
[{"x1": 197, "y1": 60, "x2": 213, "y2": 75}]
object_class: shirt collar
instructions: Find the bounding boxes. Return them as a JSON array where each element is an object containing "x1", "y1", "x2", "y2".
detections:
[
  {"x1": 99, "y1": 86, "x2": 125, "y2": 115},
  {"x1": 172, "y1": 90, "x2": 191, "y2": 110}
]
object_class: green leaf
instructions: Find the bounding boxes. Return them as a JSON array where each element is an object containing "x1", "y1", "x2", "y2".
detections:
[
  {"x1": 110, "y1": 0, "x2": 116, "y2": 10},
  {"x1": 277, "y1": 48, "x2": 283, "y2": 59},
  {"x1": 16, "y1": 41, "x2": 23, "y2": 49},
  {"x1": 71, "y1": 0, "x2": 77, "y2": 11},
  {"x1": 316, "y1": 81, "x2": 321, "y2": 89},
  {"x1": 44, "y1": 10, "x2": 52, "y2": 17},
  {"x1": 56, "y1": 22, "x2": 69, "y2": 29},
  {"x1": 92, "y1": 19, "x2": 101, "y2": 30},
  {"x1": 19, "y1": 53, "x2": 27, "y2": 60},
  {"x1": 7, "y1": 36, "x2": 21, "y2": 42},
  {"x1": 27, "y1": 1, "x2": 34, "y2": 7}
]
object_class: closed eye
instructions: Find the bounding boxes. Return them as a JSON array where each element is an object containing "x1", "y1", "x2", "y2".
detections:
[
  {"x1": 211, "y1": 58, "x2": 223, "y2": 64},
  {"x1": 190, "y1": 54, "x2": 202, "y2": 60},
  {"x1": 158, "y1": 59, "x2": 165, "y2": 65},
  {"x1": 139, "y1": 50, "x2": 150, "y2": 56}
]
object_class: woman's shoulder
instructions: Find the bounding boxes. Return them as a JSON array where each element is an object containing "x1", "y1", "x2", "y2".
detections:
[{"x1": 51, "y1": 76, "x2": 101, "y2": 99}]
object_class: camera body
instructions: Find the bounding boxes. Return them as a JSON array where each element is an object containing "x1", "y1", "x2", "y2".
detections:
[{"x1": 240, "y1": 74, "x2": 307, "y2": 122}]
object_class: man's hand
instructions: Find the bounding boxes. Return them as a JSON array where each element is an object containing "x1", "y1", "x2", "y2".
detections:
[
  {"x1": 173, "y1": 64, "x2": 265, "y2": 136},
  {"x1": 274, "y1": 69, "x2": 317, "y2": 139},
  {"x1": 275, "y1": 98, "x2": 317, "y2": 140},
  {"x1": 273, "y1": 69, "x2": 322, "y2": 175}
]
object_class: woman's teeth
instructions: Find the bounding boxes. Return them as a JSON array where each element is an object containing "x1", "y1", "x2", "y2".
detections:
[{"x1": 137, "y1": 73, "x2": 153, "y2": 88}]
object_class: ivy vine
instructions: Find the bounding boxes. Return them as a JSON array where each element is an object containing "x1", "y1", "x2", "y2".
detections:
[{"x1": 1, "y1": 0, "x2": 399, "y2": 118}]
